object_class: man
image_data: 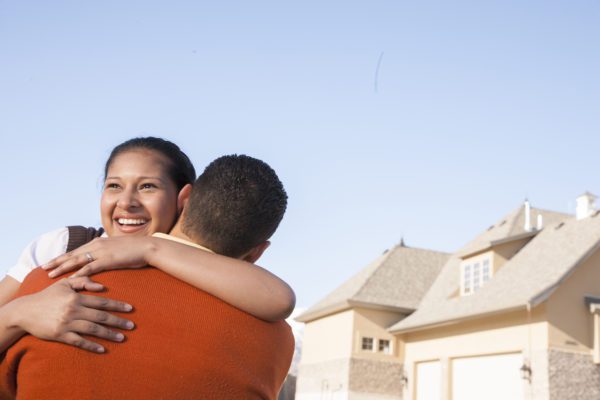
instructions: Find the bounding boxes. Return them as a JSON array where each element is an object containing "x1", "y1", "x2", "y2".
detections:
[{"x1": 0, "y1": 155, "x2": 294, "y2": 399}]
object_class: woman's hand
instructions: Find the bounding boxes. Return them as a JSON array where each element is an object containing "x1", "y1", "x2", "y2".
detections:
[
  {"x1": 12, "y1": 276, "x2": 135, "y2": 353},
  {"x1": 43, "y1": 236, "x2": 154, "y2": 278}
]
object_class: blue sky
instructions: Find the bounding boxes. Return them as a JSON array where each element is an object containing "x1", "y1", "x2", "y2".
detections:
[{"x1": 1, "y1": 1, "x2": 599, "y2": 308}]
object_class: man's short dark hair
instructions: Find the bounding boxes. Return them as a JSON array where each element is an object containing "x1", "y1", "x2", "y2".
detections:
[{"x1": 181, "y1": 155, "x2": 287, "y2": 258}]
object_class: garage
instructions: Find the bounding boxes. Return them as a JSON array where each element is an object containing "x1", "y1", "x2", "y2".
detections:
[
  {"x1": 415, "y1": 360, "x2": 441, "y2": 400},
  {"x1": 451, "y1": 353, "x2": 524, "y2": 400}
]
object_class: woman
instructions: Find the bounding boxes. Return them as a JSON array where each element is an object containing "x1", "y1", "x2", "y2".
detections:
[{"x1": 0, "y1": 137, "x2": 294, "y2": 354}]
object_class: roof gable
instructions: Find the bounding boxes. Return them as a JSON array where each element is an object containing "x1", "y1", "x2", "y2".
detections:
[
  {"x1": 391, "y1": 211, "x2": 600, "y2": 333},
  {"x1": 297, "y1": 245, "x2": 449, "y2": 322},
  {"x1": 458, "y1": 205, "x2": 569, "y2": 258}
]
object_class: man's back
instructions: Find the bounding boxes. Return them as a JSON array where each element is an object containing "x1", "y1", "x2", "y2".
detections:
[{"x1": 1, "y1": 267, "x2": 294, "y2": 400}]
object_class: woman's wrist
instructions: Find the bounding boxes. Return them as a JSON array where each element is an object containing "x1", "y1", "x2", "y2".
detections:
[
  {"x1": 1, "y1": 296, "x2": 28, "y2": 333},
  {"x1": 143, "y1": 236, "x2": 161, "y2": 266}
]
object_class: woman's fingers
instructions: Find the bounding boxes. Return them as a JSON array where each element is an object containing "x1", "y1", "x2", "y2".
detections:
[
  {"x1": 67, "y1": 276, "x2": 104, "y2": 292},
  {"x1": 68, "y1": 320, "x2": 126, "y2": 343},
  {"x1": 74, "y1": 307, "x2": 135, "y2": 332},
  {"x1": 78, "y1": 293, "x2": 134, "y2": 316},
  {"x1": 47, "y1": 253, "x2": 92, "y2": 278},
  {"x1": 60, "y1": 332, "x2": 107, "y2": 354}
]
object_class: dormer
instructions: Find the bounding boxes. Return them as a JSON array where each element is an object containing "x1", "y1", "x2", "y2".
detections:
[
  {"x1": 460, "y1": 252, "x2": 492, "y2": 295},
  {"x1": 459, "y1": 232, "x2": 535, "y2": 296},
  {"x1": 456, "y1": 200, "x2": 571, "y2": 297}
]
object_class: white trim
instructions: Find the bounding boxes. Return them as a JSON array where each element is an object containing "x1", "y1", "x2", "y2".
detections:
[{"x1": 460, "y1": 255, "x2": 493, "y2": 296}]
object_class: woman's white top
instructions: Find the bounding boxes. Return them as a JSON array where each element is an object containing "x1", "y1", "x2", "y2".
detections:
[{"x1": 6, "y1": 227, "x2": 70, "y2": 283}]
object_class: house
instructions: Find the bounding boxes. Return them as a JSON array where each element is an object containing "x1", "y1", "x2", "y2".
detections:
[
  {"x1": 296, "y1": 193, "x2": 600, "y2": 400},
  {"x1": 296, "y1": 241, "x2": 450, "y2": 399}
]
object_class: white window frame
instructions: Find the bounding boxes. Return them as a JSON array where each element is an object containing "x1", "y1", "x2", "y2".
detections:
[
  {"x1": 377, "y1": 338, "x2": 392, "y2": 355},
  {"x1": 461, "y1": 256, "x2": 492, "y2": 296},
  {"x1": 361, "y1": 336, "x2": 374, "y2": 351}
]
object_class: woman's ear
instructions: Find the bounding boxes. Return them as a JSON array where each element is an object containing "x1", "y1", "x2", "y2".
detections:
[{"x1": 177, "y1": 184, "x2": 193, "y2": 213}]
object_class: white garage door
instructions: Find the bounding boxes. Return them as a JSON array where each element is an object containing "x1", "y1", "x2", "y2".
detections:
[
  {"x1": 416, "y1": 360, "x2": 441, "y2": 400},
  {"x1": 452, "y1": 353, "x2": 523, "y2": 400}
]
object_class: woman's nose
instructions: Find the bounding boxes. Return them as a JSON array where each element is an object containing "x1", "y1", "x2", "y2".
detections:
[{"x1": 116, "y1": 188, "x2": 140, "y2": 209}]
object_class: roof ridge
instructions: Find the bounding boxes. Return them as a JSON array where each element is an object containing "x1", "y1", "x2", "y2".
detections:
[
  {"x1": 391, "y1": 242, "x2": 452, "y2": 256},
  {"x1": 531, "y1": 206, "x2": 572, "y2": 218}
]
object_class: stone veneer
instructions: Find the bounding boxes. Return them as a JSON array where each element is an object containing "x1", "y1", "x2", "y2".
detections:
[
  {"x1": 548, "y1": 349, "x2": 600, "y2": 400},
  {"x1": 296, "y1": 358, "x2": 350, "y2": 399},
  {"x1": 296, "y1": 358, "x2": 403, "y2": 400},
  {"x1": 348, "y1": 358, "x2": 403, "y2": 398}
]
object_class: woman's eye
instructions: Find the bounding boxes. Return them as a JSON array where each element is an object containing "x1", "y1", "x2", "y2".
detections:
[
  {"x1": 105, "y1": 183, "x2": 120, "y2": 190},
  {"x1": 140, "y1": 183, "x2": 157, "y2": 190}
]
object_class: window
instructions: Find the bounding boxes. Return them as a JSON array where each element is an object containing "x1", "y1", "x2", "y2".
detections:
[
  {"x1": 464, "y1": 264, "x2": 472, "y2": 294},
  {"x1": 378, "y1": 339, "x2": 391, "y2": 354},
  {"x1": 482, "y1": 259, "x2": 490, "y2": 283},
  {"x1": 473, "y1": 263, "x2": 481, "y2": 291},
  {"x1": 361, "y1": 337, "x2": 374, "y2": 351},
  {"x1": 461, "y1": 257, "x2": 492, "y2": 295}
]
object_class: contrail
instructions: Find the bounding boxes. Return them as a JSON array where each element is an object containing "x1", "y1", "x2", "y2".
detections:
[{"x1": 374, "y1": 51, "x2": 384, "y2": 93}]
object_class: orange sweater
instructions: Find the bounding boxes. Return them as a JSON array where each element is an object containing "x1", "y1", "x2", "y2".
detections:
[{"x1": 0, "y1": 267, "x2": 294, "y2": 400}]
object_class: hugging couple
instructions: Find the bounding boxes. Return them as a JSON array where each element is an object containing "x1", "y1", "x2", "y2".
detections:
[{"x1": 0, "y1": 137, "x2": 295, "y2": 399}]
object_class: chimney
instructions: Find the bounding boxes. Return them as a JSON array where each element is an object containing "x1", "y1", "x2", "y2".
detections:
[
  {"x1": 524, "y1": 199, "x2": 532, "y2": 231},
  {"x1": 576, "y1": 192, "x2": 598, "y2": 220}
]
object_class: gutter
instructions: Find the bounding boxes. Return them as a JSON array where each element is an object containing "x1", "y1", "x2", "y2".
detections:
[{"x1": 388, "y1": 304, "x2": 527, "y2": 334}]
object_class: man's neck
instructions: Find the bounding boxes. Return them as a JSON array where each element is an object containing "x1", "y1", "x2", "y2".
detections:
[{"x1": 168, "y1": 222, "x2": 196, "y2": 243}]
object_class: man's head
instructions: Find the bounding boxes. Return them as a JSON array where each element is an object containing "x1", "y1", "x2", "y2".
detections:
[{"x1": 179, "y1": 154, "x2": 287, "y2": 261}]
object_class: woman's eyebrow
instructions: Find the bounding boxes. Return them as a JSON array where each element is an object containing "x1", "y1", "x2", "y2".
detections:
[{"x1": 105, "y1": 176, "x2": 164, "y2": 180}]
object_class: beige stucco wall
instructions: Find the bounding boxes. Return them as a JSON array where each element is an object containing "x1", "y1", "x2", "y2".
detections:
[
  {"x1": 300, "y1": 309, "x2": 355, "y2": 364},
  {"x1": 400, "y1": 307, "x2": 548, "y2": 400},
  {"x1": 300, "y1": 308, "x2": 405, "y2": 365},
  {"x1": 353, "y1": 308, "x2": 405, "y2": 360},
  {"x1": 493, "y1": 237, "x2": 532, "y2": 272},
  {"x1": 297, "y1": 308, "x2": 405, "y2": 400},
  {"x1": 461, "y1": 236, "x2": 532, "y2": 276},
  {"x1": 547, "y1": 248, "x2": 600, "y2": 352}
]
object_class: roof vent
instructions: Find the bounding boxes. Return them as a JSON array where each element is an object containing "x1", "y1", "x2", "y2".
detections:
[{"x1": 576, "y1": 192, "x2": 598, "y2": 220}]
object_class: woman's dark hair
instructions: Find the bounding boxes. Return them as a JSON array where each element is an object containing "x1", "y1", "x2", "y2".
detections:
[{"x1": 104, "y1": 137, "x2": 196, "y2": 191}]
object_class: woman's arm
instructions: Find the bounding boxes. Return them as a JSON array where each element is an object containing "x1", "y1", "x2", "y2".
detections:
[
  {"x1": 44, "y1": 236, "x2": 296, "y2": 321},
  {"x1": 0, "y1": 276, "x2": 135, "y2": 353},
  {"x1": 0, "y1": 277, "x2": 20, "y2": 307}
]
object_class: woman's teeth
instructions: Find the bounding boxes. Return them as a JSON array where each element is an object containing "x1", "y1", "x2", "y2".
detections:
[{"x1": 117, "y1": 218, "x2": 147, "y2": 225}]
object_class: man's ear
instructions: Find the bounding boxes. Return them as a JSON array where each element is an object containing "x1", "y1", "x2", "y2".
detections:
[
  {"x1": 242, "y1": 241, "x2": 270, "y2": 263},
  {"x1": 177, "y1": 184, "x2": 193, "y2": 214}
]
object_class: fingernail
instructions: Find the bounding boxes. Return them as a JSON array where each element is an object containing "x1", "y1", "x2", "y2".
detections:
[
  {"x1": 115, "y1": 333, "x2": 125, "y2": 341},
  {"x1": 125, "y1": 321, "x2": 135, "y2": 329},
  {"x1": 41, "y1": 264, "x2": 49, "y2": 270},
  {"x1": 48, "y1": 271, "x2": 56, "y2": 278},
  {"x1": 123, "y1": 304, "x2": 133, "y2": 311},
  {"x1": 96, "y1": 346, "x2": 105, "y2": 353}
]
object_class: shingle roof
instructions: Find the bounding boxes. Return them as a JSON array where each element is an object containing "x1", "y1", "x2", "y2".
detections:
[
  {"x1": 457, "y1": 205, "x2": 569, "y2": 257},
  {"x1": 296, "y1": 245, "x2": 450, "y2": 323},
  {"x1": 390, "y1": 208, "x2": 600, "y2": 333}
]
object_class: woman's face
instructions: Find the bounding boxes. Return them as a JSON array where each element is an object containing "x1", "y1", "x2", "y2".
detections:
[{"x1": 101, "y1": 149, "x2": 180, "y2": 237}]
